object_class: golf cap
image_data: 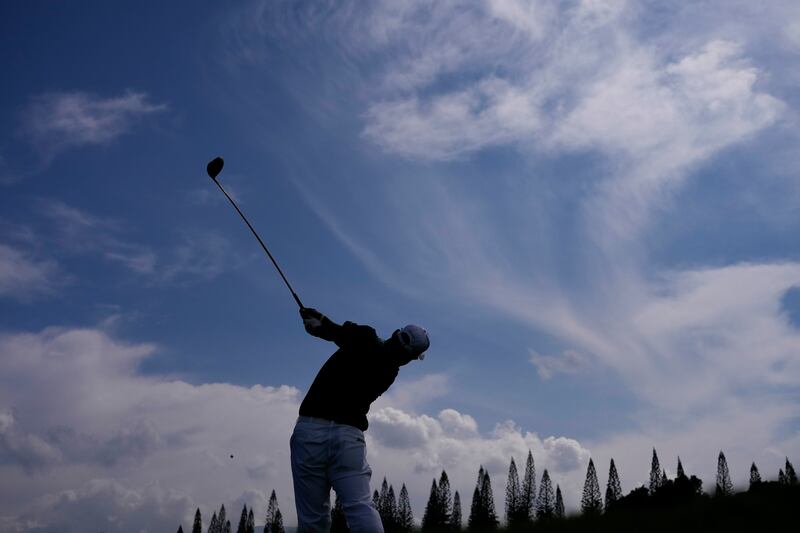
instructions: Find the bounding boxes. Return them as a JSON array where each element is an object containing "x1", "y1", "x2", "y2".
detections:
[{"x1": 398, "y1": 324, "x2": 429, "y2": 360}]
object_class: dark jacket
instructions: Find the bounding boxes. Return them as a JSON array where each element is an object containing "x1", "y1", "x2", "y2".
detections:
[{"x1": 298, "y1": 318, "x2": 400, "y2": 430}]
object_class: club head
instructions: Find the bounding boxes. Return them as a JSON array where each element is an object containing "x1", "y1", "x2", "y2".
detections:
[{"x1": 206, "y1": 157, "x2": 224, "y2": 180}]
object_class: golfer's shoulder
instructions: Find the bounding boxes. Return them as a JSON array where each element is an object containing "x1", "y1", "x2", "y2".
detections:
[{"x1": 341, "y1": 321, "x2": 381, "y2": 344}]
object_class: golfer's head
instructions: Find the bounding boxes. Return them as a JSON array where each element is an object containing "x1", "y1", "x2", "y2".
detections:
[{"x1": 390, "y1": 324, "x2": 429, "y2": 364}]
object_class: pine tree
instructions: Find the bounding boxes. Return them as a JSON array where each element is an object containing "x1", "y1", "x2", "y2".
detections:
[
  {"x1": 555, "y1": 485, "x2": 565, "y2": 519},
  {"x1": 749, "y1": 462, "x2": 762, "y2": 489},
  {"x1": 192, "y1": 509, "x2": 202, "y2": 533},
  {"x1": 388, "y1": 485, "x2": 399, "y2": 531},
  {"x1": 331, "y1": 493, "x2": 348, "y2": 533},
  {"x1": 468, "y1": 473, "x2": 482, "y2": 531},
  {"x1": 605, "y1": 459, "x2": 622, "y2": 509},
  {"x1": 422, "y1": 479, "x2": 440, "y2": 530},
  {"x1": 272, "y1": 509, "x2": 285, "y2": 533},
  {"x1": 398, "y1": 484, "x2": 414, "y2": 533},
  {"x1": 209, "y1": 512, "x2": 218, "y2": 533},
  {"x1": 379, "y1": 478, "x2": 390, "y2": 520},
  {"x1": 246, "y1": 509, "x2": 254, "y2": 533},
  {"x1": 439, "y1": 470, "x2": 453, "y2": 526},
  {"x1": 504, "y1": 457, "x2": 521, "y2": 527},
  {"x1": 178, "y1": 527, "x2": 185, "y2": 533},
  {"x1": 521, "y1": 450, "x2": 536, "y2": 524},
  {"x1": 676, "y1": 457, "x2": 686, "y2": 480},
  {"x1": 373, "y1": 489, "x2": 381, "y2": 511},
  {"x1": 661, "y1": 468, "x2": 668, "y2": 486},
  {"x1": 264, "y1": 491, "x2": 280, "y2": 533},
  {"x1": 451, "y1": 491, "x2": 462, "y2": 531},
  {"x1": 581, "y1": 458, "x2": 602, "y2": 515},
  {"x1": 481, "y1": 469, "x2": 498, "y2": 529},
  {"x1": 785, "y1": 458, "x2": 797, "y2": 485},
  {"x1": 536, "y1": 469, "x2": 555, "y2": 520},
  {"x1": 468, "y1": 466, "x2": 498, "y2": 531},
  {"x1": 716, "y1": 451, "x2": 733, "y2": 496},
  {"x1": 218, "y1": 505, "x2": 227, "y2": 533},
  {"x1": 778, "y1": 468, "x2": 787, "y2": 485},
  {"x1": 237, "y1": 505, "x2": 248, "y2": 533},
  {"x1": 379, "y1": 478, "x2": 399, "y2": 530},
  {"x1": 223, "y1": 520, "x2": 231, "y2": 533},
  {"x1": 649, "y1": 448, "x2": 662, "y2": 493}
]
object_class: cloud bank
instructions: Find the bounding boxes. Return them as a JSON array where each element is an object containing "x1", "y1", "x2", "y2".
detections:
[{"x1": 0, "y1": 326, "x2": 596, "y2": 531}]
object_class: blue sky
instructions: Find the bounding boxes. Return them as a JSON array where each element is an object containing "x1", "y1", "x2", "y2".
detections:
[{"x1": 2, "y1": 1, "x2": 800, "y2": 531}]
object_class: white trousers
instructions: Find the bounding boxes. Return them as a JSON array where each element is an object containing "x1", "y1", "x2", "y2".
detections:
[{"x1": 290, "y1": 417, "x2": 384, "y2": 533}]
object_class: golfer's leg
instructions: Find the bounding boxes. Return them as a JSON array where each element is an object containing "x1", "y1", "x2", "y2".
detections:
[
  {"x1": 290, "y1": 424, "x2": 333, "y2": 533},
  {"x1": 329, "y1": 426, "x2": 383, "y2": 533},
  {"x1": 331, "y1": 473, "x2": 383, "y2": 533}
]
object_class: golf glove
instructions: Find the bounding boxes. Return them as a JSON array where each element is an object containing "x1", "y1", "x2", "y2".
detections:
[{"x1": 300, "y1": 307, "x2": 325, "y2": 335}]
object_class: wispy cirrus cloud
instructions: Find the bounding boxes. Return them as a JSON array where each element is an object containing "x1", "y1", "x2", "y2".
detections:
[
  {"x1": 20, "y1": 91, "x2": 166, "y2": 160},
  {"x1": 31, "y1": 199, "x2": 240, "y2": 285},
  {"x1": 0, "y1": 243, "x2": 63, "y2": 301},
  {"x1": 242, "y1": 0, "x2": 800, "y2": 476},
  {"x1": 529, "y1": 349, "x2": 590, "y2": 380}
]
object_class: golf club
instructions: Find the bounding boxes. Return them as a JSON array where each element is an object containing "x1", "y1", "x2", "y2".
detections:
[{"x1": 206, "y1": 156, "x2": 305, "y2": 310}]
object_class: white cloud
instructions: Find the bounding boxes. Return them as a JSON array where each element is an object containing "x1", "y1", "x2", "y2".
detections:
[
  {"x1": 0, "y1": 243, "x2": 62, "y2": 301},
  {"x1": 529, "y1": 349, "x2": 589, "y2": 380},
  {"x1": 363, "y1": 78, "x2": 543, "y2": 160},
  {"x1": 0, "y1": 409, "x2": 62, "y2": 473},
  {"x1": 486, "y1": 0, "x2": 555, "y2": 39},
  {"x1": 375, "y1": 373, "x2": 451, "y2": 412},
  {"x1": 21, "y1": 91, "x2": 166, "y2": 160}
]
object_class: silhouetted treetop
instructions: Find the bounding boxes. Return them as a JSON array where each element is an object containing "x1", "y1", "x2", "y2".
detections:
[
  {"x1": 716, "y1": 451, "x2": 733, "y2": 496},
  {"x1": 605, "y1": 458, "x2": 623, "y2": 509},
  {"x1": 581, "y1": 458, "x2": 602, "y2": 515}
]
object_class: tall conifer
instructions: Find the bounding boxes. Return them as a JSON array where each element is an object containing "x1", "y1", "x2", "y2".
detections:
[
  {"x1": 379, "y1": 478, "x2": 390, "y2": 520},
  {"x1": 676, "y1": 457, "x2": 686, "y2": 479},
  {"x1": 178, "y1": 527, "x2": 185, "y2": 533},
  {"x1": 778, "y1": 468, "x2": 787, "y2": 485},
  {"x1": 716, "y1": 451, "x2": 733, "y2": 496},
  {"x1": 536, "y1": 470, "x2": 555, "y2": 519},
  {"x1": 272, "y1": 509, "x2": 284, "y2": 533},
  {"x1": 785, "y1": 458, "x2": 797, "y2": 485},
  {"x1": 749, "y1": 462, "x2": 761, "y2": 489},
  {"x1": 246, "y1": 509, "x2": 254, "y2": 533},
  {"x1": 218, "y1": 506, "x2": 227, "y2": 533},
  {"x1": 422, "y1": 479, "x2": 440, "y2": 530},
  {"x1": 236, "y1": 505, "x2": 248, "y2": 533},
  {"x1": 504, "y1": 458, "x2": 521, "y2": 527},
  {"x1": 398, "y1": 484, "x2": 414, "y2": 533},
  {"x1": 192, "y1": 509, "x2": 202, "y2": 533},
  {"x1": 481, "y1": 469, "x2": 498, "y2": 529},
  {"x1": 223, "y1": 521, "x2": 231, "y2": 533},
  {"x1": 451, "y1": 491, "x2": 462, "y2": 531},
  {"x1": 264, "y1": 491, "x2": 281, "y2": 533},
  {"x1": 521, "y1": 451, "x2": 536, "y2": 523},
  {"x1": 439, "y1": 470, "x2": 453, "y2": 525},
  {"x1": 555, "y1": 485, "x2": 565, "y2": 519},
  {"x1": 468, "y1": 481, "x2": 481, "y2": 530},
  {"x1": 649, "y1": 448, "x2": 662, "y2": 493},
  {"x1": 209, "y1": 513, "x2": 218, "y2": 533},
  {"x1": 604, "y1": 458, "x2": 622, "y2": 509},
  {"x1": 581, "y1": 458, "x2": 602, "y2": 514}
]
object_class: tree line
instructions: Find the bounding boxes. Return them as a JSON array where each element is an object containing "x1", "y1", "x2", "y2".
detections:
[
  {"x1": 176, "y1": 450, "x2": 798, "y2": 532},
  {"x1": 177, "y1": 490, "x2": 285, "y2": 533}
]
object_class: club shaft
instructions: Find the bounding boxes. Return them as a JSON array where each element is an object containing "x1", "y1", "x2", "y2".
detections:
[{"x1": 213, "y1": 178, "x2": 304, "y2": 309}]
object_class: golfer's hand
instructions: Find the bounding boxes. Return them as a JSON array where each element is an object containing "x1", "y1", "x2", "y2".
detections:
[{"x1": 300, "y1": 307, "x2": 325, "y2": 335}]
